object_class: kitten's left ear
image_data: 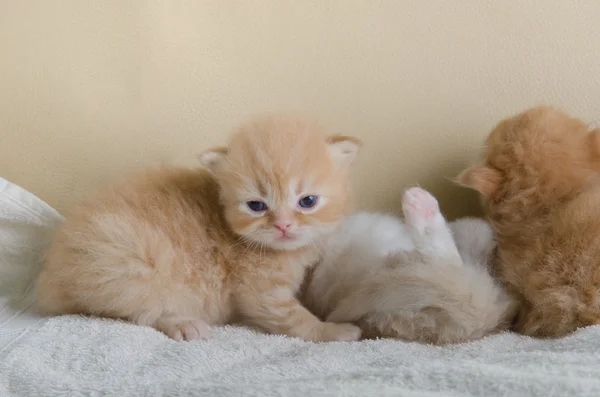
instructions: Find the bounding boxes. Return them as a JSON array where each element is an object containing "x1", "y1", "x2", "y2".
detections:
[
  {"x1": 455, "y1": 164, "x2": 500, "y2": 197},
  {"x1": 198, "y1": 146, "x2": 228, "y2": 175},
  {"x1": 327, "y1": 135, "x2": 362, "y2": 167}
]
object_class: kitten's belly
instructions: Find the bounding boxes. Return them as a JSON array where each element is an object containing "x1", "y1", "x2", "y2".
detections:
[
  {"x1": 307, "y1": 212, "x2": 413, "y2": 316},
  {"x1": 332, "y1": 212, "x2": 414, "y2": 258}
]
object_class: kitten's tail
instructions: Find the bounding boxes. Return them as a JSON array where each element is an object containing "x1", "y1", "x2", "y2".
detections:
[{"x1": 326, "y1": 260, "x2": 516, "y2": 344}]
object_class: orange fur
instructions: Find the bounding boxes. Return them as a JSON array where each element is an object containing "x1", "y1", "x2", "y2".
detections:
[
  {"x1": 457, "y1": 105, "x2": 600, "y2": 337},
  {"x1": 35, "y1": 115, "x2": 362, "y2": 342}
]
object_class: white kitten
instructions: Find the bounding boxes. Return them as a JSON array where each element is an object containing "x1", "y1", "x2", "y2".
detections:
[{"x1": 303, "y1": 187, "x2": 516, "y2": 344}]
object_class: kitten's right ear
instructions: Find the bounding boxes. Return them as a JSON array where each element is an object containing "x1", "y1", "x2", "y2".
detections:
[
  {"x1": 327, "y1": 135, "x2": 362, "y2": 167},
  {"x1": 198, "y1": 146, "x2": 228, "y2": 175},
  {"x1": 455, "y1": 164, "x2": 500, "y2": 197}
]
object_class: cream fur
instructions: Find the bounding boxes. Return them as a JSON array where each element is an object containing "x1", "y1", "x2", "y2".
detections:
[
  {"x1": 35, "y1": 115, "x2": 362, "y2": 342},
  {"x1": 303, "y1": 187, "x2": 516, "y2": 345}
]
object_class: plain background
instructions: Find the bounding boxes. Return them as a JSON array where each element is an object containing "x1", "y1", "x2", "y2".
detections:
[{"x1": 2, "y1": 1, "x2": 600, "y2": 218}]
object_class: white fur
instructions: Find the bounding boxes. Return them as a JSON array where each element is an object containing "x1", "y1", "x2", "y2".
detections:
[{"x1": 304, "y1": 187, "x2": 515, "y2": 344}]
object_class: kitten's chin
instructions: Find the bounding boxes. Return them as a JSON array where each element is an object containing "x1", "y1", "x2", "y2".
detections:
[
  {"x1": 239, "y1": 225, "x2": 337, "y2": 252},
  {"x1": 267, "y1": 226, "x2": 338, "y2": 251},
  {"x1": 267, "y1": 238, "x2": 310, "y2": 251}
]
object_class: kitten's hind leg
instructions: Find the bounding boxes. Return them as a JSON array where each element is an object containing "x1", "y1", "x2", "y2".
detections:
[{"x1": 402, "y1": 187, "x2": 460, "y2": 260}]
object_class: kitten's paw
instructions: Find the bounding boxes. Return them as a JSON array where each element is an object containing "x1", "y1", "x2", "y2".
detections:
[
  {"x1": 317, "y1": 322, "x2": 362, "y2": 342},
  {"x1": 402, "y1": 187, "x2": 460, "y2": 257},
  {"x1": 402, "y1": 187, "x2": 441, "y2": 231},
  {"x1": 157, "y1": 318, "x2": 212, "y2": 341}
]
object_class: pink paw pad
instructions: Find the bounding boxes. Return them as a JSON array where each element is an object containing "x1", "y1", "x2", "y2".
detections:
[{"x1": 402, "y1": 187, "x2": 440, "y2": 221}]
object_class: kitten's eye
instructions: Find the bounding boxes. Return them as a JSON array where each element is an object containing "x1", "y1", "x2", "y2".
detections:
[
  {"x1": 247, "y1": 201, "x2": 268, "y2": 212},
  {"x1": 298, "y1": 195, "x2": 319, "y2": 209}
]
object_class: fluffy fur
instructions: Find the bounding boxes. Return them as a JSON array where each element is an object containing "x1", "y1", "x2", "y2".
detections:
[
  {"x1": 457, "y1": 105, "x2": 600, "y2": 337},
  {"x1": 35, "y1": 115, "x2": 363, "y2": 342},
  {"x1": 303, "y1": 187, "x2": 515, "y2": 345}
]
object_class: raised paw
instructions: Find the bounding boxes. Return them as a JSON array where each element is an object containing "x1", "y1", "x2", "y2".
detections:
[
  {"x1": 402, "y1": 187, "x2": 459, "y2": 257},
  {"x1": 402, "y1": 187, "x2": 442, "y2": 231},
  {"x1": 317, "y1": 322, "x2": 362, "y2": 342},
  {"x1": 157, "y1": 318, "x2": 212, "y2": 341}
]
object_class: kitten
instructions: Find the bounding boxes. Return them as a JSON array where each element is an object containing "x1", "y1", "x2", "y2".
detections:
[
  {"x1": 457, "y1": 105, "x2": 600, "y2": 337},
  {"x1": 35, "y1": 115, "x2": 363, "y2": 342},
  {"x1": 303, "y1": 187, "x2": 515, "y2": 345}
]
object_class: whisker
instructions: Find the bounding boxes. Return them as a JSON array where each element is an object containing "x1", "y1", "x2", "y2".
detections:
[
  {"x1": 226, "y1": 235, "x2": 249, "y2": 254},
  {"x1": 306, "y1": 230, "x2": 323, "y2": 258},
  {"x1": 241, "y1": 231, "x2": 261, "y2": 257},
  {"x1": 260, "y1": 241, "x2": 266, "y2": 260}
]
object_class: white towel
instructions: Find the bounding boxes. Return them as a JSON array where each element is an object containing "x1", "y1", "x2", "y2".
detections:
[{"x1": 1, "y1": 177, "x2": 600, "y2": 397}]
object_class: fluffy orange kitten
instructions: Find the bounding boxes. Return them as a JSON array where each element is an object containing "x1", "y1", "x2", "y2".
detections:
[
  {"x1": 458, "y1": 105, "x2": 600, "y2": 337},
  {"x1": 35, "y1": 115, "x2": 363, "y2": 342}
]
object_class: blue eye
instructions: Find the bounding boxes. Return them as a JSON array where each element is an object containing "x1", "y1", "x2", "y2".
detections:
[
  {"x1": 247, "y1": 201, "x2": 267, "y2": 212},
  {"x1": 298, "y1": 195, "x2": 318, "y2": 209}
]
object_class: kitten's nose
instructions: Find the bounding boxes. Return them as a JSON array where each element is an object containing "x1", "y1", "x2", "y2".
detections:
[{"x1": 274, "y1": 222, "x2": 292, "y2": 233}]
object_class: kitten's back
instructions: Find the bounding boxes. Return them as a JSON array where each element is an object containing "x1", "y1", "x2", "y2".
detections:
[
  {"x1": 458, "y1": 106, "x2": 600, "y2": 337},
  {"x1": 36, "y1": 167, "x2": 233, "y2": 324},
  {"x1": 329, "y1": 254, "x2": 513, "y2": 344}
]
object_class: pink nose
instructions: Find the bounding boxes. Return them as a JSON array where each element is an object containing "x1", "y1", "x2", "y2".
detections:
[{"x1": 274, "y1": 222, "x2": 291, "y2": 232}]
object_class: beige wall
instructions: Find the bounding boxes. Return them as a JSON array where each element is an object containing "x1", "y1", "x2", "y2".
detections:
[{"x1": 2, "y1": 2, "x2": 600, "y2": 218}]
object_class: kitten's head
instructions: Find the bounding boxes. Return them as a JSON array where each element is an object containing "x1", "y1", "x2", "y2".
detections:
[
  {"x1": 456, "y1": 106, "x2": 600, "y2": 210},
  {"x1": 200, "y1": 115, "x2": 361, "y2": 251}
]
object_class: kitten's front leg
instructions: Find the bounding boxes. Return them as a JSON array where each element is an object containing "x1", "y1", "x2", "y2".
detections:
[
  {"x1": 236, "y1": 286, "x2": 361, "y2": 342},
  {"x1": 402, "y1": 187, "x2": 461, "y2": 260}
]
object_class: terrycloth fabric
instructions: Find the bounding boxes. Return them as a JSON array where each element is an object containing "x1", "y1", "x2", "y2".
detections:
[
  {"x1": 0, "y1": 178, "x2": 63, "y2": 350},
  {"x1": 1, "y1": 178, "x2": 600, "y2": 397}
]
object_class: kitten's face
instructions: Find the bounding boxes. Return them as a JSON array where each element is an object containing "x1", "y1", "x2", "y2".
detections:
[{"x1": 201, "y1": 115, "x2": 361, "y2": 251}]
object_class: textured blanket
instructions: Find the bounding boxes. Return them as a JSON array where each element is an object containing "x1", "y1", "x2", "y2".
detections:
[{"x1": 1, "y1": 177, "x2": 600, "y2": 397}]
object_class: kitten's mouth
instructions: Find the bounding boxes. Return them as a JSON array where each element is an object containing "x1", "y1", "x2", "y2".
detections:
[
  {"x1": 267, "y1": 233, "x2": 307, "y2": 250},
  {"x1": 277, "y1": 234, "x2": 295, "y2": 241}
]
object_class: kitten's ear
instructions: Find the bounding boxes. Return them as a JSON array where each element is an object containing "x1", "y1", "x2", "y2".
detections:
[
  {"x1": 198, "y1": 146, "x2": 228, "y2": 175},
  {"x1": 455, "y1": 164, "x2": 500, "y2": 197},
  {"x1": 327, "y1": 135, "x2": 362, "y2": 167}
]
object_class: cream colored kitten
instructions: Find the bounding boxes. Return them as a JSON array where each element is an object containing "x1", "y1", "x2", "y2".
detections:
[
  {"x1": 35, "y1": 115, "x2": 362, "y2": 342},
  {"x1": 304, "y1": 187, "x2": 516, "y2": 344}
]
